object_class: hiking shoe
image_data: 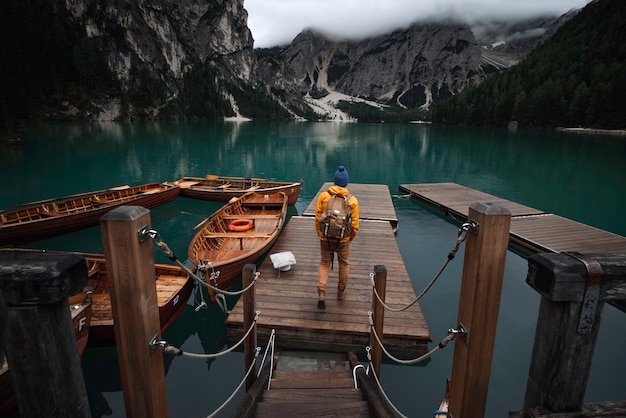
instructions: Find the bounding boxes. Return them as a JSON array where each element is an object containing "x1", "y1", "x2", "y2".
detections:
[
  {"x1": 318, "y1": 292, "x2": 326, "y2": 309},
  {"x1": 337, "y1": 289, "x2": 345, "y2": 300}
]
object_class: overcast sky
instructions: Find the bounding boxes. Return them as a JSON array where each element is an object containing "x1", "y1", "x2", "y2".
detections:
[{"x1": 245, "y1": 0, "x2": 593, "y2": 48}]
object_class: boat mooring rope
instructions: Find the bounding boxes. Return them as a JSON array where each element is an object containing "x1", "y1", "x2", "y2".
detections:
[
  {"x1": 370, "y1": 222, "x2": 476, "y2": 312},
  {"x1": 140, "y1": 227, "x2": 260, "y2": 313}
]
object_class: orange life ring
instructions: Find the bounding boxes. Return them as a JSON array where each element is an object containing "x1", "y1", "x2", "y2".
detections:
[{"x1": 228, "y1": 219, "x2": 254, "y2": 232}]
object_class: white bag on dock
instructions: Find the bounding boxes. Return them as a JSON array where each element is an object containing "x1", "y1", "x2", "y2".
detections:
[{"x1": 270, "y1": 251, "x2": 296, "y2": 272}]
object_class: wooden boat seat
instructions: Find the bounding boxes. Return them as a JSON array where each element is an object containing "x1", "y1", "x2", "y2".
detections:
[
  {"x1": 217, "y1": 183, "x2": 232, "y2": 189},
  {"x1": 177, "y1": 181, "x2": 199, "y2": 188},
  {"x1": 196, "y1": 249, "x2": 246, "y2": 263},
  {"x1": 203, "y1": 232, "x2": 272, "y2": 239},
  {"x1": 39, "y1": 204, "x2": 60, "y2": 217},
  {"x1": 139, "y1": 188, "x2": 163, "y2": 195},
  {"x1": 222, "y1": 214, "x2": 280, "y2": 219},
  {"x1": 38, "y1": 211, "x2": 59, "y2": 218}
]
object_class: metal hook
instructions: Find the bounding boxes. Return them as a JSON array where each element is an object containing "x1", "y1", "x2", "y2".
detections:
[
  {"x1": 448, "y1": 323, "x2": 467, "y2": 341},
  {"x1": 149, "y1": 334, "x2": 168, "y2": 354}
]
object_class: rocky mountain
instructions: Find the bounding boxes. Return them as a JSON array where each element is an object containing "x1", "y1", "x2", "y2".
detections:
[
  {"x1": 1, "y1": 0, "x2": 578, "y2": 137},
  {"x1": 1, "y1": 0, "x2": 257, "y2": 132},
  {"x1": 64, "y1": 0, "x2": 256, "y2": 119},
  {"x1": 257, "y1": 14, "x2": 575, "y2": 117},
  {"x1": 432, "y1": 0, "x2": 625, "y2": 129}
]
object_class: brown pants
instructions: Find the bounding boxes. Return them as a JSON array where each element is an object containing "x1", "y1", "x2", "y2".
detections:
[{"x1": 317, "y1": 239, "x2": 350, "y2": 294}]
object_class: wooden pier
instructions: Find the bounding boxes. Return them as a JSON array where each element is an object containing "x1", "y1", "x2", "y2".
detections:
[
  {"x1": 302, "y1": 183, "x2": 398, "y2": 229},
  {"x1": 399, "y1": 182, "x2": 626, "y2": 256},
  {"x1": 226, "y1": 183, "x2": 430, "y2": 357}
]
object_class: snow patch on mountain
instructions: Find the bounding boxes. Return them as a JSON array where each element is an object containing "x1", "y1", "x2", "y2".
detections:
[{"x1": 304, "y1": 91, "x2": 388, "y2": 122}]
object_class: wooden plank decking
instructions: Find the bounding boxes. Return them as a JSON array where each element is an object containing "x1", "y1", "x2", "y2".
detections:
[
  {"x1": 252, "y1": 351, "x2": 371, "y2": 417},
  {"x1": 226, "y1": 184, "x2": 430, "y2": 357},
  {"x1": 303, "y1": 183, "x2": 398, "y2": 229},
  {"x1": 399, "y1": 183, "x2": 626, "y2": 256}
]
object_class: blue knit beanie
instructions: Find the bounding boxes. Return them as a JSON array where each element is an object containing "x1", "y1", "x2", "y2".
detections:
[{"x1": 334, "y1": 165, "x2": 349, "y2": 187}]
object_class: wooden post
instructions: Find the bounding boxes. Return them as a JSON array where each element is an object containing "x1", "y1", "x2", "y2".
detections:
[
  {"x1": 521, "y1": 252, "x2": 626, "y2": 412},
  {"x1": 100, "y1": 206, "x2": 168, "y2": 418},
  {"x1": 243, "y1": 263, "x2": 257, "y2": 391},
  {"x1": 0, "y1": 251, "x2": 91, "y2": 418},
  {"x1": 448, "y1": 202, "x2": 511, "y2": 418},
  {"x1": 370, "y1": 264, "x2": 387, "y2": 381}
]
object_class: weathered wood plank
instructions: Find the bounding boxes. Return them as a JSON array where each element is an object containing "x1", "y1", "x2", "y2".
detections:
[
  {"x1": 261, "y1": 388, "x2": 361, "y2": 400},
  {"x1": 526, "y1": 252, "x2": 626, "y2": 302},
  {"x1": 0, "y1": 251, "x2": 91, "y2": 418},
  {"x1": 252, "y1": 351, "x2": 372, "y2": 418},
  {"x1": 523, "y1": 252, "x2": 626, "y2": 413},
  {"x1": 400, "y1": 183, "x2": 626, "y2": 256},
  {"x1": 523, "y1": 296, "x2": 604, "y2": 412},
  {"x1": 254, "y1": 401, "x2": 370, "y2": 417},
  {"x1": 511, "y1": 214, "x2": 626, "y2": 255},
  {"x1": 226, "y1": 216, "x2": 431, "y2": 356},
  {"x1": 399, "y1": 182, "x2": 543, "y2": 221}
]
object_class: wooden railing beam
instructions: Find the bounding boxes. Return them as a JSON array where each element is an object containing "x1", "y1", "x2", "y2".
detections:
[{"x1": 521, "y1": 252, "x2": 626, "y2": 412}]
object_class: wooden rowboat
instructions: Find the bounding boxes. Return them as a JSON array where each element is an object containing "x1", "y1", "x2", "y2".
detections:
[
  {"x1": 0, "y1": 182, "x2": 180, "y2": 246},
  {"x1": 188, "y1": 191, "x2": 288, "y2": 298},
  {"x1": 177, "y1": 174, "x2": 302, "y2": 206},
  {"x1": 82, "y1": 255, "x2": 195, "y2": 347},
  {"x1": 0, "y1": 249, "x2": 194, "y2": 347},
  {"x1": 0, "y1": 292, "x2": 92, "y2": 416}
]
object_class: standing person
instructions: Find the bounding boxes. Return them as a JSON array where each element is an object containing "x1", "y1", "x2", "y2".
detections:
[{"x1": 315, "y1": 165, "x2": 359, "y2": 309}]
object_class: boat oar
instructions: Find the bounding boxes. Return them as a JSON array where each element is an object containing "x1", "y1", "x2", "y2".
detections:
[
  {"x1": 193, "y1": 218, "x2": 210, "y2": 230},
  {"x1": 10, "y1": 188, "x2": 109, "y2": 208}
]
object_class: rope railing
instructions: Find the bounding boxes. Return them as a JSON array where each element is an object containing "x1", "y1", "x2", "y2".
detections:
[
  {"x1": 139, "y1": 227, "x2": 261, "y2": 313},
  {"x1": 370, "y1": 222, "x2": 476, "y2": 313},
  {"x1": 361, "y1": 333, "x2": 457, "y2": 418},
  {"x1": 153, "y1": 310, "x2": 260, "y2": 359},
  {"x1": 149, "y1": 311, "x2": 265, "y2": 418},
  {"x1": 362, "y1": 350, "x2": 454, "y2": 418},
  {"x1": 206, "y1": 347, "x2": 261, "y2": 418},
  {"x1": 365, "y1": 351, "x2": 409, "y2": 418},
  {"x1": 367, "y1": 312, "x2": 458, "y2": 365}
]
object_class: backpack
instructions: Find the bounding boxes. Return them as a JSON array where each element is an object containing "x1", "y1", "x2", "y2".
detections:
[{"x1": 318, "y1": 192, "x2": 352, "y2": 241}]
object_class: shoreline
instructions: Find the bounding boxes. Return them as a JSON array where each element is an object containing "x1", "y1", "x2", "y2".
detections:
[{"x1": 556, "y1": 127, "x2": 626, "y2": 136}]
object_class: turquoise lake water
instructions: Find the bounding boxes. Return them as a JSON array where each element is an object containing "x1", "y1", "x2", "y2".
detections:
[{"x1": 1, "y1": 122, "x2": 625, "y2": 417}]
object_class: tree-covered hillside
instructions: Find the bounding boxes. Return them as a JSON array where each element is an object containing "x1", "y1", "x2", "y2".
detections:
[{"x1": 432, "y1": 0, "x2": 626, "y2": 129}]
